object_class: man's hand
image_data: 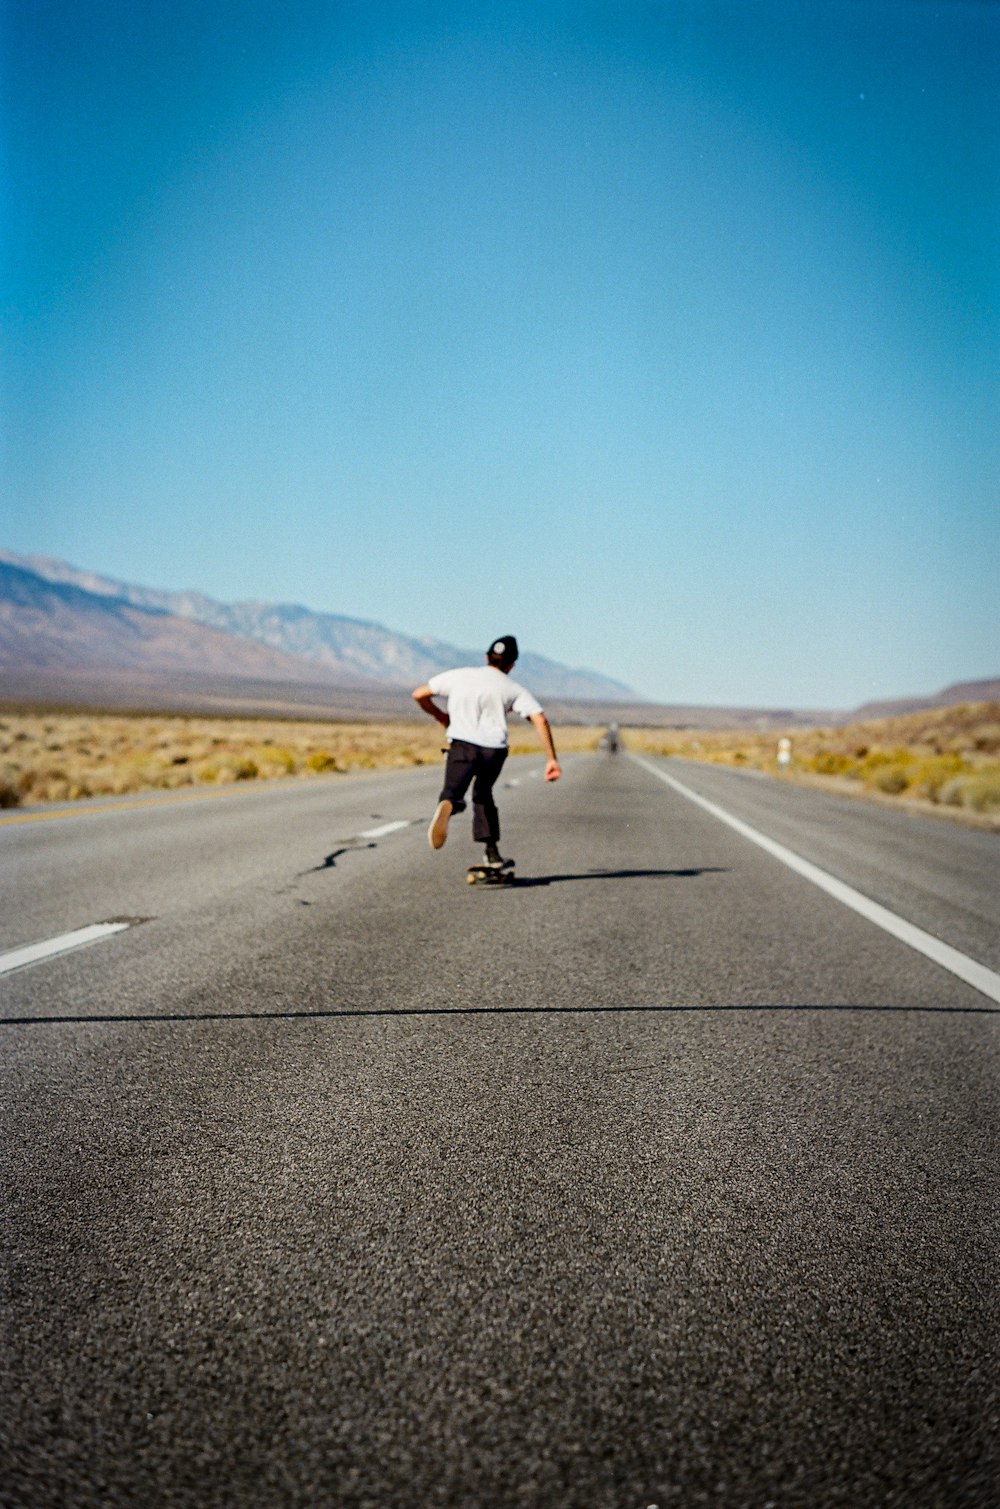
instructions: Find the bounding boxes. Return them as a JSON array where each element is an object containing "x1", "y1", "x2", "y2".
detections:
[
  {"x1": 411, "y1": 684, "x2": 450, "y2": 729},
  {"x1": 528, "y1": 713, "x2": 560, "y2": 781}
]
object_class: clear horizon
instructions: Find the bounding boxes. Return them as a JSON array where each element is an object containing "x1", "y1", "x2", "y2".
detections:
[
  {"x1": 5, "y1": 1, "x2": 998, "y2": 706},
  {"x1": 3, "y1": 542, "x2": 997, "y2": 711}
]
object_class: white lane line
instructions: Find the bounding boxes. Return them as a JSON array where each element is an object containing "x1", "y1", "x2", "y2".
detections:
[
  {"x1": 358, "y1": 820, "x2": 410, "y2": 839},
  {"x1": 0, "y1": 922, "x2": 131, "y2": 978},
  {"x1": 631, "y1": 755, "x2": 1000, "y2": 1006}
]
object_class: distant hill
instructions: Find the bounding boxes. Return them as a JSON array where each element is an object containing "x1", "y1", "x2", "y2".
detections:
[
  {"x1": 851, "y1": 680, "x2": 1000, "y2": 720},
  {"x1": 0, "y1": 550, "x2": 639, "y2": 703}
]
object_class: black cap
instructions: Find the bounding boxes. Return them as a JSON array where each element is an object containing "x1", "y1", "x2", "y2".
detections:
[{"x1": 487, "y1": 635, "x2": 518, "y2": 664}]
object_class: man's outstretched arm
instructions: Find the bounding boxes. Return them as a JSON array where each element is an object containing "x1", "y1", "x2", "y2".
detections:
[
  {"x1": 411, "y1": 684, "x2": 450, "y2": 729},
  {"x1": 528, "y1": 712, "x2": 561, "y2": 781}
]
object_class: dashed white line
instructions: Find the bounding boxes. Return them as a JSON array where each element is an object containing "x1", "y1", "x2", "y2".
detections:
[
  {"x1": 358, "y1": 820, "x2": 411, "y2": 839},
  {"x1": 0, "y1": 922, "x2": 131, "y2": 978},
  {"x1": 632, "y1": 755, "x2": 1000, "y2": 1006},
  {"x1": 3, "y1": 822, "x2": 415, "y2": 977}
]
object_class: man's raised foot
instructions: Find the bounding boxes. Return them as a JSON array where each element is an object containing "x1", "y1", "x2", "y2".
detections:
[{"x1": 429, "y1": 799, "x2": 453, "y2": 849}]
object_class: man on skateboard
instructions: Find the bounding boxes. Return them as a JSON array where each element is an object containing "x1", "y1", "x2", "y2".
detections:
[{"x1": 411, "y1": 635, "x2": 561, "y2": 870}]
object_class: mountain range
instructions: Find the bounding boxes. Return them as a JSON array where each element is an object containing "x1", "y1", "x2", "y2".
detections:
[
  {"x1": 2, "y1": 550, "x2": 995, "y2": 725},
  {"x1": 0, "y1": 550, "x2": 638, "y2": 702}
]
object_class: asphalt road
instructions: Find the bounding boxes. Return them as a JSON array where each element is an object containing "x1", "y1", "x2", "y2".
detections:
[{"x1": 2, "y1": 751, "x2": 998, "y2": 1508}]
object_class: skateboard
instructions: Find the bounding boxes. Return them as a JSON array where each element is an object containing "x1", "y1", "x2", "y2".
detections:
[{"x1": 467, "y1": 859, "x2": 516, "y2": 886}]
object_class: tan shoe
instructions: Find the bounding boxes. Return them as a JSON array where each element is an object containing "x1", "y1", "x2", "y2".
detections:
[{"x1": 428, "y1": 799, "x2": 452, "y2": 849}]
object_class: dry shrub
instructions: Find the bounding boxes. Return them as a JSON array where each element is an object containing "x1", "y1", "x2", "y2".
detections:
[
  {"x1": 0, "y1": 711, "x2": 607, "y2": 808},
  {"x1": 973, "y1": 723, "x2": 1000, "y2": 753},
  {"x1": 872, "y1": 765, "x2": 911, "y2": 795},
  {"x1": 255, "y1": 745, "x2": 296, "y2": 774},
  {"x1": 941, "y1": 771, "x2": 1000, "y2": 813},
  {"x1": 807, "y1": 749, "x2": 856, "y2": 777},
  {"x1": 508, "y1": 727, "x2": 605, "y2": 757},
  {"x1": 906, "y1": 754, "x2": 969, "y2": 799},
  {"x1": 625, "y1": 701, "x2": 1000, "y2": 824}
]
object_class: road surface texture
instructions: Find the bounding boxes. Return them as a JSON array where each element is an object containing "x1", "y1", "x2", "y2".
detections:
[{"x1": 2, "y1": 751, "x2": 998, "y2": 1508}]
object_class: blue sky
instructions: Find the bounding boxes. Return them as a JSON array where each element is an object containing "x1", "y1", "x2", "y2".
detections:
[{"x1": 4, "y1": 0, "x2": 997, "y2": 707}]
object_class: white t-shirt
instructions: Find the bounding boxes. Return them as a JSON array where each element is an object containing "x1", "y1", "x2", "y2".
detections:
[{"x1": 427, "y1": 666, "x2": 543, "y2": 749}]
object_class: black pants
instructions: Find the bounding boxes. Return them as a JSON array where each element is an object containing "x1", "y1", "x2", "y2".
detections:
[{"x1": 439, "y1": 740, "x2": 508, "y2": 844}]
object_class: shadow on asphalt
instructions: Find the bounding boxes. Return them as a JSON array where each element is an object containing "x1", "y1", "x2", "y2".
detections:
[
  {"x1": 5, "y1": 1003, "x2": 996, "y2": 1025},
  {"x1": 294, "y1": 858, "x2": 728, "y2": 886},
  {"x1": 515, "y1": 867, "x2": 728, "y2": 886}
]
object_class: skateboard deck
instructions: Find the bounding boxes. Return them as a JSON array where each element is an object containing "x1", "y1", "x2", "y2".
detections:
[{"x1": 467, "y1": 860, "x2": 515, "y2": 886}]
